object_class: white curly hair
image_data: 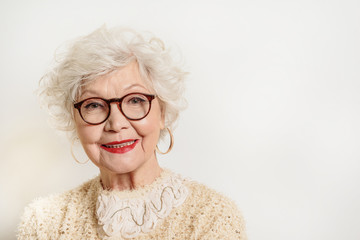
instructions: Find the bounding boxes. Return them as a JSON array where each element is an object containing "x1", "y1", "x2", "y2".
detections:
[{"x1": 38, "y1": 25, "x2": 187, "y2": 141}]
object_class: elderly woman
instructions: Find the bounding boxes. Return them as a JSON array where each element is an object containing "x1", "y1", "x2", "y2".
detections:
[{"x1": 18, "y1": 26, "x2": 247, "y2": 240}]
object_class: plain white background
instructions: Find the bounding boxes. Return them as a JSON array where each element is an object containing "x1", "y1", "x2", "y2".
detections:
[{"x1": 1, "y1": 0, "x2": 359, "y2": 239}]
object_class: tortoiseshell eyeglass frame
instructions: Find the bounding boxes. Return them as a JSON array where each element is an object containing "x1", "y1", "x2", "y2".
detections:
[{"x1": 73, "y1": 92, "x2": 156, "y2": 125}]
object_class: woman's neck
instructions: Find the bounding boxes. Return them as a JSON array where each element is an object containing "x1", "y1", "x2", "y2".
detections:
[{"x1": 99, "y1": 160, "x2": 163, "y2": 191}]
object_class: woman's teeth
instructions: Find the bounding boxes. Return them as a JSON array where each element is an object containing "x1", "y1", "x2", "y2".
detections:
[{"x1": 103, "y1": 140, "x2": 136, "y2": 148}]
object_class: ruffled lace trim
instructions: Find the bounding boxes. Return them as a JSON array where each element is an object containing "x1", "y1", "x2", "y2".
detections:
[{"x1": 96, "y1": 170, "x2": 189, "y2": 239}]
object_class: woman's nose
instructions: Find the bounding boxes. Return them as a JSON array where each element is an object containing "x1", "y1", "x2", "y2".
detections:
[{"x1": 104, "y1": 103, "x2": 130, "y2": 132}]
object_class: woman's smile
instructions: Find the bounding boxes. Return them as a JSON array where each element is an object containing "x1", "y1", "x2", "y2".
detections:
[{"x1": 100, "y1": 139, "x2": 139, "y2": 154}]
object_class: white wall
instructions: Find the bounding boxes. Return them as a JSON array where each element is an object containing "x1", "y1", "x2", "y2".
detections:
[{"x1": 1, "y1": 0, "x2": 359, "y2": 239}]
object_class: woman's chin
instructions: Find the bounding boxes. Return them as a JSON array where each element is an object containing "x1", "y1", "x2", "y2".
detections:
[{"x1": 98, "y1": 156, "x2": 143, "y2": 175}]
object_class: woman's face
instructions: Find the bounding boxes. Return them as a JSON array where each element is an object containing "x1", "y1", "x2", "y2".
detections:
[{"x1": 74, "y1": 61, "x2": 164, "y2": 175}]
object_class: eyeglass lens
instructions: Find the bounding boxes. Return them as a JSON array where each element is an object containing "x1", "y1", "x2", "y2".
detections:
[{"x1": 79, "y1": 93, "x2": 151, "y2": 124}]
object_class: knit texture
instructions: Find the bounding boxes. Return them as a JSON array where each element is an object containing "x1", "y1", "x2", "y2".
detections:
[{"x1": 17, "y1": 169, "x2": 247, "y2": 240}]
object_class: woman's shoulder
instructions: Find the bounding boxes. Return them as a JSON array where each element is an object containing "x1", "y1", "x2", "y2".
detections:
[
  {"x1": 184, "y1": 177, "x2": 240, "y2": 208},
  {"x1": 22, "y1": 176, "x2": 98, "y2": 212},
  {"x1": 17, "y1": 176, "x2": 99, "y2": 239},
  {"x1": 178, "y1": 176, "x2": 247, "y2": 239}
]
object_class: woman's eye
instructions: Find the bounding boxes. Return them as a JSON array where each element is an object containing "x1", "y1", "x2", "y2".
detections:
[
  {"x1": 128, "y1": 97, "x2": 146, "y2": 104},
  {"x1": 84, "y1": 102, "x2": 104, "y2": 109}
]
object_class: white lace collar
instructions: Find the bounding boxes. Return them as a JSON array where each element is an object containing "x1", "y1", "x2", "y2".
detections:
[{"x1": 95, "y1": 169, "x2": 189, "y2": 239}]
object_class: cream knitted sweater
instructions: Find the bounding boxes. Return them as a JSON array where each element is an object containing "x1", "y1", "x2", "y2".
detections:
[{"x1": 18, "y1": 169, "x2": 247, "y2": 239}]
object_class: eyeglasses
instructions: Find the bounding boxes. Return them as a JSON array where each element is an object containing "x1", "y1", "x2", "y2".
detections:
[{"x1": 74, "y1": 92, "x2": 156, "y2": 125}]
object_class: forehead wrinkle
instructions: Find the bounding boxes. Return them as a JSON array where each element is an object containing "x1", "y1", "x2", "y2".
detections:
[{"x1": 79, "y1": 63, "x2": 152, "y2": 100}]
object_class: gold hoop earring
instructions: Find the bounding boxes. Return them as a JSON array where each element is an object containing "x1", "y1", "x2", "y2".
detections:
[
  {"x1": 71, "y1": 138, "x2": 89, "y2": 164},
  {"x1": 156, "y1": 128, "x2": 174, "y2": 155}
]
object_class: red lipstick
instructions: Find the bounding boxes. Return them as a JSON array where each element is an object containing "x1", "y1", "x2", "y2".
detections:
[{"x1": 100, "y1": 139, "x2": 138, "y2": 154}]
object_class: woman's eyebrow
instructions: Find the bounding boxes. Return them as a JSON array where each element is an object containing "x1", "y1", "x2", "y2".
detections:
[
  {"x1": 80, "y1": 89, "x2": 99, "y2": 97},
  {"x1": 123, "y1": 83, "x2": 148, "y2": 91}
]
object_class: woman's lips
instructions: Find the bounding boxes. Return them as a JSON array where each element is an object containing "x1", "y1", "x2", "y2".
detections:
[{"x1": 100, "y1": 139, "x2": 138, "y2": 154}]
